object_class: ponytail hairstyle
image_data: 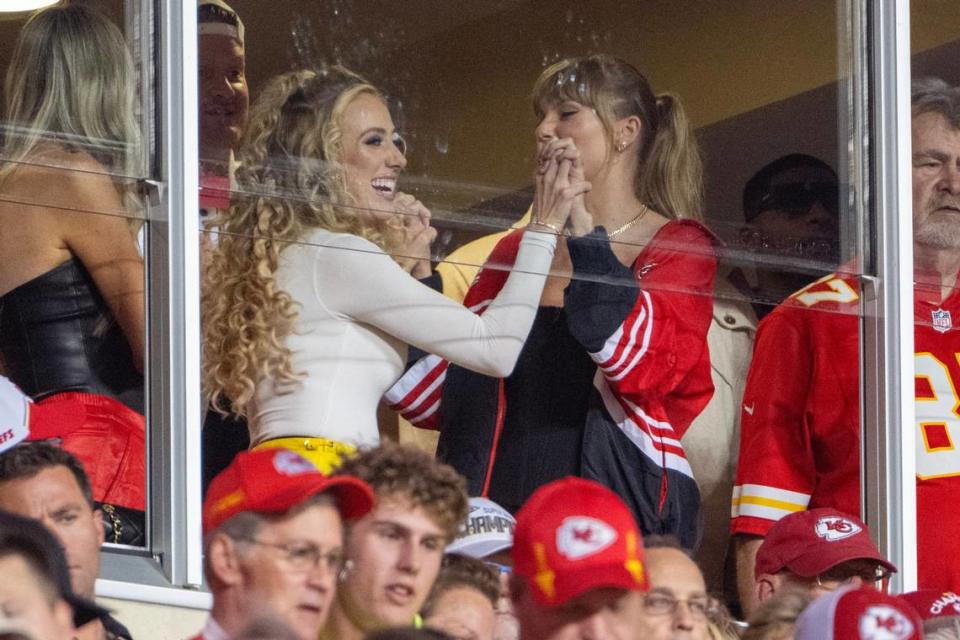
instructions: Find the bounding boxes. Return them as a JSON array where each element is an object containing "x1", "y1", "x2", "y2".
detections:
[
  {"x1": 203, "y1": 66, "x2": 390, "y2": 417},
  {"x1": 532, "y1": 54, "x2": 703, "y2": 220},
  {"x1": 0, "y1": 3, "x2": 140, "y2": 214}
]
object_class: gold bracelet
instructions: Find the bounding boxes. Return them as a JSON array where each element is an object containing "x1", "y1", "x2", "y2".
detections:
[{"x1": 529, "y1": 219, "x2": 565, "y2": 235}]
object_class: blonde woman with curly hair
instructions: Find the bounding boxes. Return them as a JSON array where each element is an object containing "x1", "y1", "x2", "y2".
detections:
[{"x1": 203, "y1": 67, "x2": 583, "y2": 470}]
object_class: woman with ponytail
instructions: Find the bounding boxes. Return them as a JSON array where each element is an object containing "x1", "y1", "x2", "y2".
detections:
[
  {"x1": 389, "y1": 54, "x2": 716, "y2": 548},
  {"x1": 202, "y1": 67, "x2": 583, "y2": 471}
]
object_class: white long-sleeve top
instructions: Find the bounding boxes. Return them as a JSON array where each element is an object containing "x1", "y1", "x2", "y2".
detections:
[{"x1": 251, "y1": 227, "x2": 557, "y2": 447}]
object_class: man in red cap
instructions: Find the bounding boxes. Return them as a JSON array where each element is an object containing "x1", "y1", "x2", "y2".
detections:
[
  {"x1": 191, "y1": 448, "x2": 374, "y2": 640},
  {"x1": 509, "y1": 477, "x2": 651, "y2": 640},
  {"x1": 753, "y1": 508, "x2": 897, "y2": 607},
  {"x1": 794, "y1": 585, "x2": 923, "y2": 640}
]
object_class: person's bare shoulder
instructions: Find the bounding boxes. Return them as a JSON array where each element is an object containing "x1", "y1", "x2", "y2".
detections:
[{"x1": 4, "y1": 145, "x2": 126, "y2": 218}]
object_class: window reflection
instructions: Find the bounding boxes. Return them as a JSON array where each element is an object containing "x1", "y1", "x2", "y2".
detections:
[
  {"x1": 199, "y1": 0, "x2": 869, "y2": 612},
  {"x1": 0, "y1": 3, "x2": 146, "y2": 546}
]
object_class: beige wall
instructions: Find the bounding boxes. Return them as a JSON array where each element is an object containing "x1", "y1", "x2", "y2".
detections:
[
  {"x1": 228, "y1": 0, "x2": 960, "y2": 193},
  {"x1": 99, "y1": 597, "x2": 208, "y2": 640}
]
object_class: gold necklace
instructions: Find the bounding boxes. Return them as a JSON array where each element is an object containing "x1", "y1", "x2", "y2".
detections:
[{"x1": 607, "y1": 204, "x2": 650, "y2": 238}]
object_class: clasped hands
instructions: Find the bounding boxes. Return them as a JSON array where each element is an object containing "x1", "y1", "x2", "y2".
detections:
[
  {"x1": 532, "y1": 138, "x2": 593, "y2": 238},
  {"x1": 387, "y1": 192, "x2": 437, "y2": 278}
]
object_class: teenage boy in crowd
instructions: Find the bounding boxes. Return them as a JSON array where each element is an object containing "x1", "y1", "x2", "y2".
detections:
[{"x1": 323, "y1": 443, "x2": 469, "y2": 640}]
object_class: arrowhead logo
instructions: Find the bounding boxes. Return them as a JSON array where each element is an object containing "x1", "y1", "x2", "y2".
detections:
[
  {"x1": 556, "y1": 517, "x2": 617, "y2": 560},
  {"x1": 272, "y1": 450, "x2": 315, "y2": 476},
  {"x1": 814, "y1": 515, "x2": 862, "y2": 541},
  {"x1": 743, "y1": 403, "x2": 755, "y2": 416},
  {"x1": 858, "y1": 605, "x2": 914, "y2": 640}
]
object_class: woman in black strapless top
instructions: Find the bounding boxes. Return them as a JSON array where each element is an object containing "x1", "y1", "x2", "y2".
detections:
[
  {"x1": 0, "y1": 258, "x2": 143, "y2": 413},
  {"x1": 0, "y1": 5, "x2": 146, "y2": 542}
]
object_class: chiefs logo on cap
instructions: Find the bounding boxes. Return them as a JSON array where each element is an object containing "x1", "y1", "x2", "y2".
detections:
[
  {"x1": 815, "y1": 515, "x2": 862, "y2": 542},
  {"x1": 272, "y1": 450, "x2": 315, "y2": 476},
  {"x1": 858, "y1": 605, "x2": 914, "y2": 640},
  {"x1": 556, "y1": 517, "x2": 617, "y2": 560}
]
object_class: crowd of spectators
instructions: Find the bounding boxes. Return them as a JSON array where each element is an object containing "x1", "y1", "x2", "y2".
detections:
[{"x1": 1, "y1": 1, "x2": 960, "y2": 639}]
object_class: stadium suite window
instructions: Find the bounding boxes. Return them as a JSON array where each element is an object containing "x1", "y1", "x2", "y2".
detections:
[{"x1": 0, "y1": 0, "x2": 925, "y2": 606}]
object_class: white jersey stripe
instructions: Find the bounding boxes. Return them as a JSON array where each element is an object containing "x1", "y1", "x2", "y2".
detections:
[
  {"x1": 595, "y1": 372, "x2": 693, "y2": 478},
  {"x1": 384, "y1": 354, "x2": 444, "y2": 405},
  {"x1": 595, "y1": 304, "x2": 646, "y2": 370}
]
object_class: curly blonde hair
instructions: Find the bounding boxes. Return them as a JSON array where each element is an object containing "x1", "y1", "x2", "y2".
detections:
[{"x1": 202, "y1": 67, "x2": 394, "y2": 417}]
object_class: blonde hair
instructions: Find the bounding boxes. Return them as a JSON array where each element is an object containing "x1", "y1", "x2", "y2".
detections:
[
  {"x1": 202, "y1": 67, "x2": 391, "y2": 417},
  {"x1": 743, "y1": 587, "x2": 813, "y2": 640},
  {"x1": 532, "y1": 54, "x2": 703, "y2": 220},
  {"x1": 0, "y1": 4, "x2": 140, "y2": 214}
]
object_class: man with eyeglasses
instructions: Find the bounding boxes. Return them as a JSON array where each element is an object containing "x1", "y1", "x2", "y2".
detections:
[
  {"x1": 640, "y1": 536, "x2": 715, "y2": 640},
  {"x1": 752, "y1": 508, "x2": 896, "y2": 608},
  {"x1": 191, "y1": 448, "x2": 374, "y2": 640},
  {"x1": 733, "y1": 78, "x2": 960, "y2": 613},
  {"x1": 509, "y1": 477, "x2": 652, "y2": 640}
]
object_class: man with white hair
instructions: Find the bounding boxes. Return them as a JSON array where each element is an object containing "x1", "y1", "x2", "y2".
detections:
[{"x1": 733, "y1": 78, "x2": 960, "y2": 611}]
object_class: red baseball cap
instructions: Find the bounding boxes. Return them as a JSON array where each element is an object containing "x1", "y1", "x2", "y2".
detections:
[
  {"x1": 203, "y1": 448, "x2": 375, "y2": 533},
  {"x1": 795, "y1": 585, "x2": 922, "y2": 640},
  {"x1": 511, "y1": 477, "x2": 647, "y2": 607},
  {"x1": 755, "y1": 508, "x2": 897, "y2": 579},
  {"x1": 897, "y1": 590, "x2": 960, "y2": 620}
]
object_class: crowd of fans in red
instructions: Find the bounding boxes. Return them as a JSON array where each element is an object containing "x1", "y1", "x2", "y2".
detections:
[{"x1": 2, "y1": 1, "x2": 960, "y2": 639}]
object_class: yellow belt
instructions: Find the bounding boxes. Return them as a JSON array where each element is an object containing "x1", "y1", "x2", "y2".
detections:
[{"x1": 253, "y1": 437, "x2": 356, "y2": 474}]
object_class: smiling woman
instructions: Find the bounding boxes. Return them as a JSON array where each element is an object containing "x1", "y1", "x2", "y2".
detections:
[{"x1": 201, "y1": 66, "x2": 584, "y2": 466}]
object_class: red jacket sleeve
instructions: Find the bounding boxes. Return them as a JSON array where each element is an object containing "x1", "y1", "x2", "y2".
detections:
[{"x1": 565, "y1": 221, "x2": 717, "y2": 437}]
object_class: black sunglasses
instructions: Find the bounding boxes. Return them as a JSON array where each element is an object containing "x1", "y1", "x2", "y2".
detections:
[{"x1": 758, "y1": 182, "x2": 840, "y2": 217}]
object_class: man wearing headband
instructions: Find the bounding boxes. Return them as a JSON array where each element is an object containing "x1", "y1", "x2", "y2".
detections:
[{"x1": 198, "y1": 0, "x2": 248, "y2": 201}]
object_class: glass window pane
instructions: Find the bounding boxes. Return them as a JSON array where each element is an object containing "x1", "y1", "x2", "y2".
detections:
[
  {"x1": 0, "y1": 1, "x2": 151, "y2": 551},
  {"x1": 902, "y1": 0, "x2": 960, "y2": 592},
  {"x1": 198, "y1": 0, "x2": 870, "y2": 617}
]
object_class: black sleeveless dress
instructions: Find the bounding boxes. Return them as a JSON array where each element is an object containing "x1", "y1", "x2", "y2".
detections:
[{"x1": 0, "y1": 256, "x2": 144, "y2": 413}]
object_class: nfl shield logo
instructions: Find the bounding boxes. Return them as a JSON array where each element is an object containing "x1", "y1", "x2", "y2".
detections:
[{"x1": 933, "y1": 308, "x2": 953, "y2": 334}]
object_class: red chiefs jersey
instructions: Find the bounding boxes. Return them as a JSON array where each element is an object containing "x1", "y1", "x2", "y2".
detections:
[{"x1": 732, "y1": 269, "x2": 960, "y2": 591}]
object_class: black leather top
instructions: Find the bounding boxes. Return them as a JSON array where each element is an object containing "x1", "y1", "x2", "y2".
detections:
[{"x1": 0, "y1": 257, "x2": 144, "y2": 413}]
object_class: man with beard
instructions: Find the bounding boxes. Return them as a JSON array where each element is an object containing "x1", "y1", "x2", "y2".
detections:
[{"x1": 732, "y1": 77, "x2": 960, "y2": 614}]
